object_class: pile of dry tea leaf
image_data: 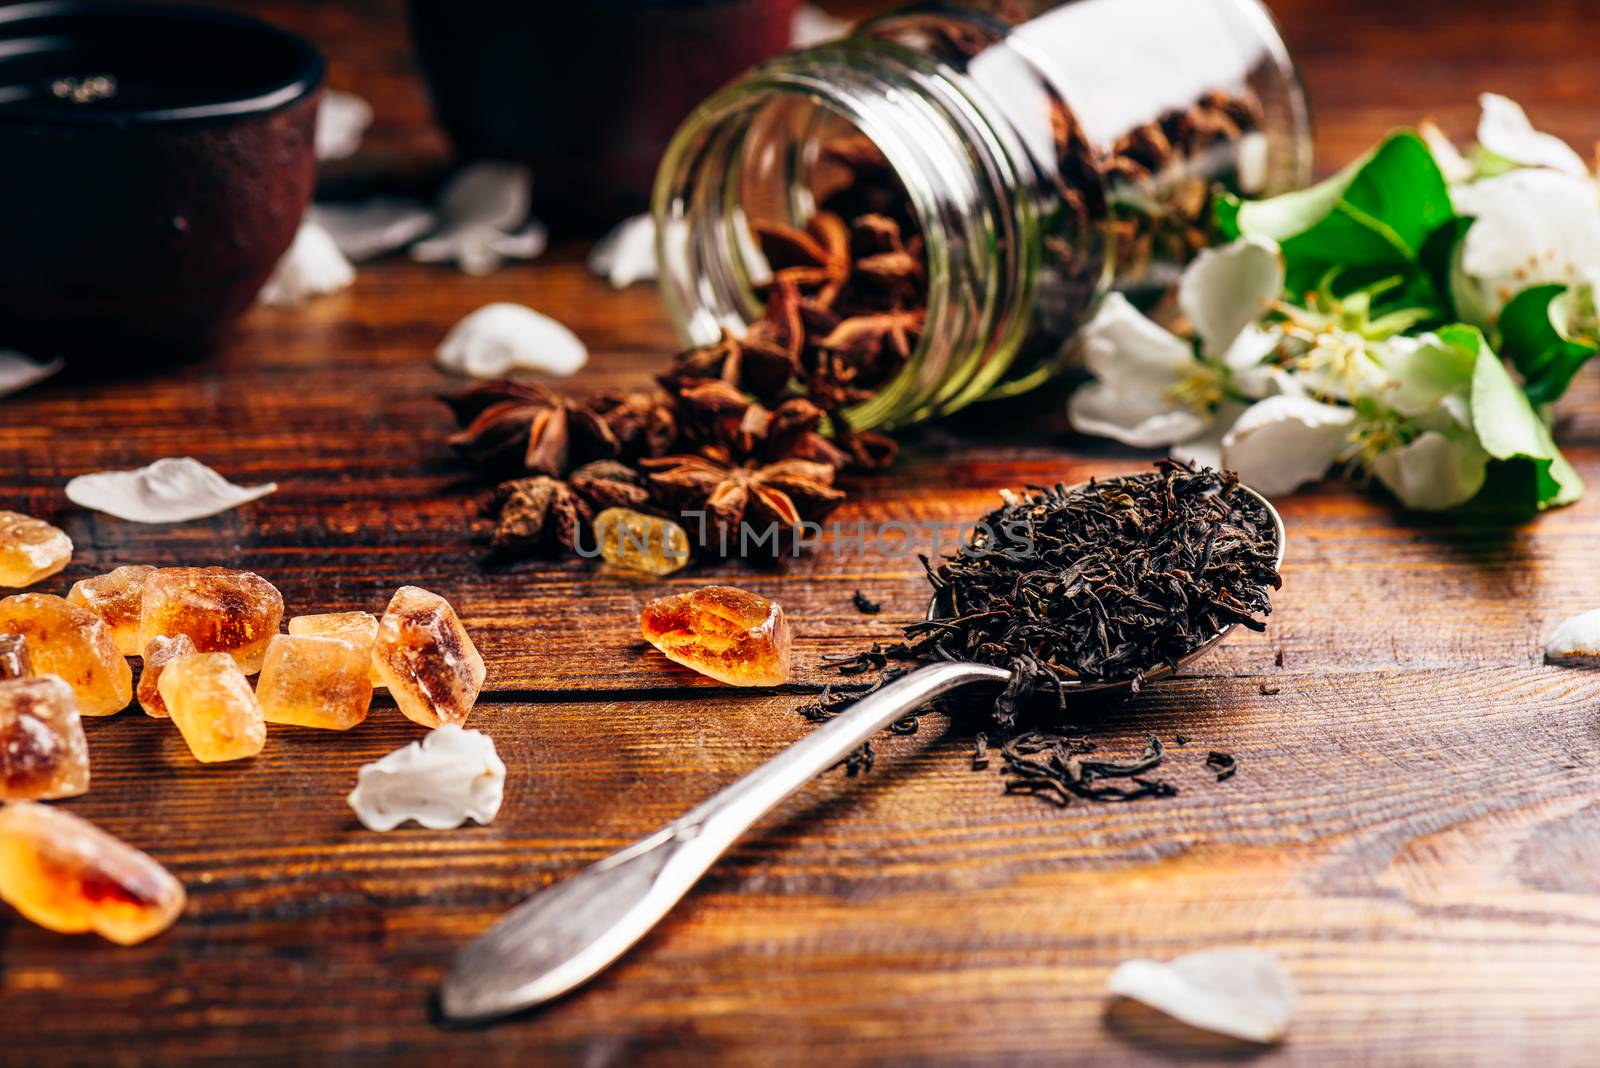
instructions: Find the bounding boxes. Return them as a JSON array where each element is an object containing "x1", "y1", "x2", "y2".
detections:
[
  {"x1": 907, "y1": 461, "x2": 1281, "y2": 719},
  {"x1": 808, "y1": 461, "x2": 1281, "y2": 804}
]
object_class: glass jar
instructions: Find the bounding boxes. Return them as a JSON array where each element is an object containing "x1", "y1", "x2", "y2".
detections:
[{"x1": 654, "y1": 0, "x2": 1311, "y2": 430}]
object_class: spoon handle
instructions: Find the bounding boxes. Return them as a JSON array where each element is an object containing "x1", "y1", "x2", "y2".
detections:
[{"x1": 439, "y1": 660, "x2": 1009, "y2": 1023}]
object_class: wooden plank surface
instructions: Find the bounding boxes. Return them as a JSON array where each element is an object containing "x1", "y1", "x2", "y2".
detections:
[{"x1": 6, "y1": 1, "x2": 1600, "y2": 1064}]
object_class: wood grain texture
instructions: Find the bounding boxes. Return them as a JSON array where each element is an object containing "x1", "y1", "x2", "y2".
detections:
[{"x1": 5, "y1": 1, "x2": 1600, "y2": 1064}]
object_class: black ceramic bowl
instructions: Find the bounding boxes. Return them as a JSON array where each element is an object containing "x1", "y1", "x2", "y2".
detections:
[{"x1": 0, "y1": 2, "x2": 324, "y2": 358}]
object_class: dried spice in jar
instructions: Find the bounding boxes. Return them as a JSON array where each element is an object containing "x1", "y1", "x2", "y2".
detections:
[{"x1": 655, "y1": 0, "x2": 1311, "y2": 430}]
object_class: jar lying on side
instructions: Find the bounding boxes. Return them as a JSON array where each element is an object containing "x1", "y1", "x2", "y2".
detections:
[{"x1": 654, "y1": 0, "x2": 1311, "y2": 431}]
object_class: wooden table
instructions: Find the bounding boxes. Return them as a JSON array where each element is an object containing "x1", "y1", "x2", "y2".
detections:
[{"x1": 6, "y1": 1, "x2": 1600, "y2": 1063}]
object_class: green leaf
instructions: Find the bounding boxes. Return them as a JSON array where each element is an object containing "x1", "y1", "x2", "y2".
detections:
[
  {"x1": 1441, "y1": 324, "x2": 1585, "y2": 508},
  {"x1": 1496, "y1": 284, "x2": 1599, "y2": 404},
  {"x1": 1234, "y1": 131, "x2": 1456, "y2": 294},
  {"x1": 1214, "y1": 192, "x2": 1242, "y2": 241}
]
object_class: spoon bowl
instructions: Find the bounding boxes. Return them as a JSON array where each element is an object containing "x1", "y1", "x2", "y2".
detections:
[{"x1": 923, "y1": 482, "x2": 1286, "y2": 697}]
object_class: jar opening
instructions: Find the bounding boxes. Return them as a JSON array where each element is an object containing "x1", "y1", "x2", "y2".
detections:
[{"x1": 654, "y1": 51, "x2": 1022, "y2": 429}]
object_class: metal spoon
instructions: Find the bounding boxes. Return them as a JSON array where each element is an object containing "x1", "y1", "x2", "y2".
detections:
[{"x1": 439, "y1": 486, "x2": 1285, "y2": 1023}]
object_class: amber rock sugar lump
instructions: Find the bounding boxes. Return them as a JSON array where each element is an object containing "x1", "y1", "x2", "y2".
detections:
[
  {"x1": 0, "y1": 511, "x2": 72, "y2": 588},
  {"x1": 67, "y1": 565, "x2": 156, "y2": 656},
  {"x1": 372, "y1": 586, "x2": 485, "y2": 728},
  {"x1": 157, "y1": 652, "x2": 266, "y2": 762},
  {"x1": 640, "y1": 585, "x2": 792, "y2": 686},
  {"x1": 0, "y1": 633, "x2": 31, "y2": 681},
  {"x1": 136, "y1": 634, "x2": 197, "y2": 718},
  {"x1": 0, "y1": 594, "x2": 132, "y2": 714},
  {"x1": 138, "y1": 567, "x2": 284, "y2": 674},
  {"x1": 594, "y1": 508, "x2": 691, "y2": 576},
  {"x1": 0, "y1": 802, "x2": 185, "y2": 945},
  {"x1": 0, "y1": 675, "x2": 90, "y2": 800},
  {"x1": 257, "y1": 634, "x2": 373, "y2": 731},
  {"x1": 288, "y1": 611, "x2": 382, "y2": 684}
]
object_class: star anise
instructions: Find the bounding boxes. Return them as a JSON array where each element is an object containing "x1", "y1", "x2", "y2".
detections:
[
  {"x1": 754, "y1": 212, "x2": 851, "y2": 305},
  {"x1": 583, "y1": 389, "x2": 680, "y2": 460},
  {"x1": 816, "y1": 309, "x2": 924, "y2": 383},
  {"x1": 490, "y1": 476, "x2": 591, "y2": 553},
  {"x1": 568, "y1": 460, "x2": 652, "y2": 513},
  {"x1": 641, "y1": 448, "x2": 846, "y2": 546},
  {"x1": 442, "y1": 381, "x2": 621, "y2": 476},
  {"x1": 658, "y1": 330, "x2": 795, "y2": 405}
]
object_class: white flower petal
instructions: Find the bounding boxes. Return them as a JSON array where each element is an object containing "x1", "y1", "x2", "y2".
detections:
[
  {"x1": 1069, "y1": 383, "x2": 1210, "y2": 448},
  {"x1": 1369, "y1": 429, "x2": 1488, "y2": 511},
  {"x1": 348, "y1": 725, "x2": 505, "y2": 831},
  {"x1": 1179, "y1": 237, "x2": 1284, "y2": 358},
  {"x1": 1108, "y1": 949, "x2": 1296, "y2": 1044},
  {"x1": 588, "y1": 214, "x2": 658, "y2": 288},
  {"x1": 436, "y1": 303, "x2": 588, "y2": 378},
  {"x1": 1221, "y1": 395, "x2": 1355, "y2": 497},
  {"x1": 1545, "y1": 608, "x2": 1600, "y2": 660},
  {"x1": 311, "y1": 198, "x2": 436, "y2": 262},
  {"x1": 438, "y1": 161, "x2": 530, "y2": 232},
  {"x1": 1370, "y1": 333, "x2": 1475, "y2": 416},
  {"x1": 315, "y1": 89, "x2": 372, "y2": 162},
  {"x1": 257, "y1": 219, "x2": 355, "y2": 307},
  {"x1": 1171, "y1": 400, "x2": 1249, "y2": 470},
  {"x1": 1221, "y1": 323, "x2": 1283, "y2": 399},
  {"x1": 1451, "y1": 169, "x2": 1600, "y2": 321},
  {"x1": 409, "y1": 162, "x2": 534, "y2": 274},
  {"x1": 1081, "y1": 292, "x2": 1197, "y2": 391},
  {"x1": 489, "y1": 219, "x2": 549, "y2": 261},
  {"x1": 1419, "y1": 119, "x2": 1475, "y2": 184},
  {"x1": 1236, "y1": 131, "x2": 1269, "y2": 194},
  {"x1": 0, "y1": 351, "x2": 63, "y2": 399},
  {"x1": 65, "y1": 457, "x2": 276, "y2": 524},
  {"x1": 1477, "y1": 93, "x2": 1587, "y2": 177},
  {"x1": 791, "y1": 3, "x2": 851, "y2": 46}
]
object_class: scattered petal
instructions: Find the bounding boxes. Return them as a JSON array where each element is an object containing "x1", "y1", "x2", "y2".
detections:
[
  {"x1": 1108, "y1": 948, "x2": 1296, "y2": 1044},
  {"x1": 1419, "y1": 119, "x2": 1474, "y2": 184},
  {"x1": 257, "y1": 219, "x2": 355, "y2": 307},
  {"x1": 410, "y1": 162, "x2": 539, "y2": 275},
  {"x1": 311, "y1": 198, "x2": 436, "y2": 262},
  {"x1": 1477, "y1": 93, "x2": 1587, "y2": 177},
  {"x1": 315, "y1": 89, "x2": 373, "y2": 161},
  {"x1": 1178, "y1": 237, "x2": 1284, "y2": 359},
  {"x1": 1221, "y1": 394, "x2": 1355, "y2": 497},
  {"x1": 588, "y1": 214, "x2": 658, "y2": 288},
  {"x1": 0, "y1": 351, "x2": 63, "y2": 399},
  {"x1": 347, "y1": 725, "x2": 506, "y2": 831},
  {"x1": 792, "y1": 3, "x2": 852, "y2": 46},
  {"x1": 1450, "y1": 169, "x2": 1600, "y2": 322},
  {"x1": 436, "y1": 303, "x2": 588, "y2": 378},
  {"x1": 65, "y1": 458, "x2": 277, "y2": 524},
  {"x1": 1369, "y1": 429, "x2": 1488, "y2": 511},
  {"x1": 1545, "y1": 608, "x2": 1600, "y2": 660}
]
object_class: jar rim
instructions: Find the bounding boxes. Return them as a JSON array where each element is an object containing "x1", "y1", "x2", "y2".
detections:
[{"x1": 652, "y1": 41, "x2": 1033, "y2": 429}]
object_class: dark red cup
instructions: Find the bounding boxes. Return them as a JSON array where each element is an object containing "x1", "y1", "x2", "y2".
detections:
[
  {"x1": 0, "y1": 2, "x2": 324, "y2": 359},
  {"x1": 408, "y1": 0, "x2": 799, "y2": 232}
]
